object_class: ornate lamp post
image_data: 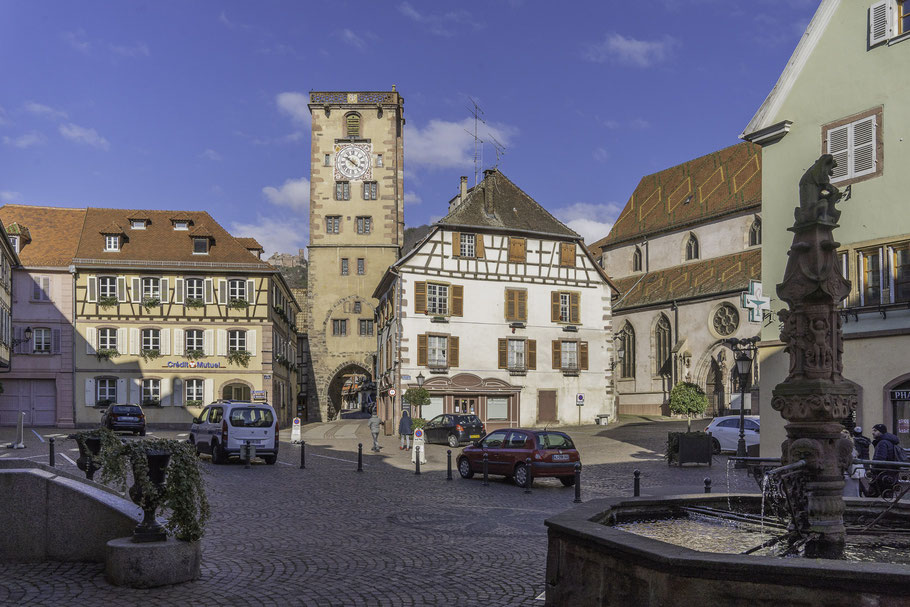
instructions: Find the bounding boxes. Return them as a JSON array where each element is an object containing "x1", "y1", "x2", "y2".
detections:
[
  {"x1": 416, "y1": 372, "x2": 425, "y2": 388},
  {"x1": 727, "y1": 338, "x2": 756, "y2": 469},
  {"x1": 610, "y1": 335, "x2": 625, "y2": 372}
]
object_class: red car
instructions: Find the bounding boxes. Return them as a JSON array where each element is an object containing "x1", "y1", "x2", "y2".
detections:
[{"x1": 457, "y1": 429, "x2": 580, "y2": 487}]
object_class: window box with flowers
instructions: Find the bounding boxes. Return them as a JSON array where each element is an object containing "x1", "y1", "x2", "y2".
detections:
[
  {"x1": 98, "y1": 295, "x2": 119, "y2": 310},
  {"x1": 140, "y1": 349, "x2": 161, "y2": 362},
  {"x1": 142, "y1": 297, "x2": 160, "y2": 311},
  {"x1": 185, "y1": 298, "x2": 204, "y2": 309},
  {"x1": 228, "y1": 299, "x2": 249, "y2": 310},
  {"x1": 185, "y1": 349, "x2": 205, "y2": 361},
  {"x1": 227, "y1": 350, "x2": 252, "y2": 367},
  {"x1": 96, "y1": 349, "x2": 120, "y2": 362}
]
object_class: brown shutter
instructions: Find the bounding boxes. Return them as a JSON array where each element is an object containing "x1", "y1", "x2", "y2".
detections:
[
  {"x1": 505, "y1": 289, "x2": 516, "y2": 321},
  {"x1": 448, "y1": 336, "x2": 459, "y2": 368},
  {"x1": 551, "y1": 291, "x2": 560, "y2": 322},
  {"x1": 569, "y1": 292, "x2": 580, "y2": 324},
  {"x1": 498, "y1": 338, "x2": 508, "y2": 369},
  {"x1": 509, "y1": 237, "x2": 526, "y2": 262},
  {"x1": 580, "y1": 341, "x2": 589, "y2": 370},
  {"x1": 417, "y1": 334, "x2": 428, "y2": 366},
  {"x1": 415, "y1": 281, "x2": 426, "y2": 314},
  {"x1": 560, "y1": 242, "x2": 576, "y2": 267},
  {"x1": 528, "y1": 340, "x2": 537, "y2": 370},
  {"x1": 452, "y1": 232, "x2": 461, "y2": 257},
  {"x1": 451, "y1": 285, "x2": 463, "y2": 316},
  {"x1": 475, "y1": 234, "x2": 485, "y2": 259},
  {"x1": 517, "y1": 290, "x2": 527, "y2": 321},
  {"x1": 552, "y1": 340, "x2": 561, "y2": 369}
]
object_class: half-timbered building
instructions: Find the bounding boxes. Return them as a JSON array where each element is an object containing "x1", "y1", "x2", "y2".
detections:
[{"x1": 373, "y1": 169, "x2": 617, "y2": 432}]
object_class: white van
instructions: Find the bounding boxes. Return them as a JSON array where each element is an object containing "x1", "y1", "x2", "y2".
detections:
[{"x1": 190, "y1": 401, "x2": 279, "y2": 465}]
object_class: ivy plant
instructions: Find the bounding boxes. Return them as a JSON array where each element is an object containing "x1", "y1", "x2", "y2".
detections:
[
  {"x1": 185, "y1": 298, "x2": 204, "y2": 309},
  {"x1": 185, "y1": 399, "x2": 203, "y2": 408},
  {"x1": 96, "y1": 348, "x2": 120, "y2": 362},
  {"x1": 98, "y1": 295, "x2": 119, "y2": 310},
  {"x1": 140, "y1": 349, "x2": 161, "y2": 362},
  {"x1": 227, "y1": 350, "x2": 252, "y2": 367},
  {"x1": 228, "y1": 298, "x2": 249, "y2": 310},
  {"x1": 142, "y1": 297, "x2": 161, "y2": 310},
  {"x1": 185, "y1": 349, "x2": 205, "y2": 361}
]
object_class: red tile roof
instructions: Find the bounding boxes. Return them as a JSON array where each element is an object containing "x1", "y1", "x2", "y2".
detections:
[{"x1": 0, "y1": 205, "x2": 87, "y2": 267}]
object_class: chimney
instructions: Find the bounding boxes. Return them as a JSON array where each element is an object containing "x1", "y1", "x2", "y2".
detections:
[
  {"x1": 483, "y1": 168, "x2": 496, "y2": 180},
  {"x1": 460, "y1": 176, "x2": 467, "y2": 200},
  {"x1": 449, "y1": 176, "x2": 470, "y2": 213}
]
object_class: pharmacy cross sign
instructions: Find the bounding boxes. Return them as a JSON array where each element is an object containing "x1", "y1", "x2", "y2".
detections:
[{"x1": 741, "y1": 280, "x2": 771, "y2": 323}]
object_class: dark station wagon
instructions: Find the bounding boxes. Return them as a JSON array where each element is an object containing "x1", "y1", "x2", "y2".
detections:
[
  {"x1": 457, "y1": 429, "x2": 580, "y2": 488},
  {"x1": 422, "y1": 414, "x2": 485, "y2": 448}
]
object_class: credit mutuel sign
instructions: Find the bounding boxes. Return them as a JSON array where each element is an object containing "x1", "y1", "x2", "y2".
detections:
[{"x1": 165, "y1": 361, "x2": 223, "y2": 369}]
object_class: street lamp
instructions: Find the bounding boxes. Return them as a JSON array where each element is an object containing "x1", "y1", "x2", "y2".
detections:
[
  {"x1": 726, "y1": 337, "x2": 757, "y2": 469},
  {"x1": 609, "y1": 333, "x2": 625, "y2": 371},
  {"x1": 416, "y1": 372, "x2": 425, "y2": 388},
  {"x1": 11, "y1": 326, "x2": 32, "y2": 348}
]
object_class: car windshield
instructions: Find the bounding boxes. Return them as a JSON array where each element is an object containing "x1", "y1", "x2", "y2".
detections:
[
  {"x1": 536, "y1": 432, "x2": 574, "y2": 450},
  {"x1": 112, "y1": 405, "x2": 141, "y2": 415},
  {"x1": 456, "y1": 415, "x2": 481, "y2": 425},
  {"x1": 229, "y1": 407, "x2": 274, "y2": 428}
]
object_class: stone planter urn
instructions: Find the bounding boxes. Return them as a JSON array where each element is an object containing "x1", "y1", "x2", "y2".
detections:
[
  {"x1": 128, "y1": 449, "x2": 171, "y2": 543},
  {"x1": 74, "y1": 435, "x2": 103, "y2": 481}
]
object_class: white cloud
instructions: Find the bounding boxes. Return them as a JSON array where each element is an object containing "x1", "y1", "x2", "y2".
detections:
[
  {"x1": 262, "y1": 176, "x2": 310, "y2": 211},
  {"x1": 23, "y1": 102, "x2": 68, "y2": 120},
  {"x1": 200, "y1": 148, "x2": 222, "y2": 161},
  {"x1": 553, "y1": 202, "x2": 623, "y2": 244},
  {"x1": 583, "y1": 33, "x2": 678, "y2": 68},
  {"x1": 63, "y1": 29, "x2": 91, "y2": 53},
  {"x1": 397, "y1": 2, "x2": 478, "y2": 37},
  {"x1": 593, "y1": 147, "x2": 609, "y2": 163},
  {"x1": 2, "y1": 132, "x2": 46, "y2": 148},
  {"x1": 0, "y1": 191, "x2": 21, "y2": 202},
  {"x1": 404, "y1": 191, "x2": 422, "y2": 205},
  {"x1": 339, "y1": 28, "x2": 366, "y2": 49},
  {"x1": 405, "y1": 117, "x2": 517, "y2": 170},
  {"x1": 598, "y1": 116, "x2": 651, "y2": 130},
  {"x1": 276, "y1": 92, "x2": 311, "y2": 127},
  {"x1": 59, "y1": 123, "x2": 109, "y2": 149},
  {"x1": 230, "y1": 216, "x2": 307, "y2": 257},
  {"x1": 109, "y1": 42, "x2": 150, "y2": 57}
]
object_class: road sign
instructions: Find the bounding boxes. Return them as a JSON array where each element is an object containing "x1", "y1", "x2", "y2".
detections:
[
  {"x1": 389, "y1": 388, "x2": 397, "y2": 397},
  {"x1": 412, "y1": 428, "x2": 427, "y2": 464},
  {"x1": 576, "y1": 393, "x2": 585, "y2": 406},
  {"x1": 291, "y1": 417, "x2": 301, "y2": 442}
]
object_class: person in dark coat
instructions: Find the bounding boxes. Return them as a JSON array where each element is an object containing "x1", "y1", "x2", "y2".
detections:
[
  {"x1": 852, "y1": 426, "x2": 871, "y2": 461},
  {"x1": 398, "y1": 410, "x2": 413, "y2": 451},
  {"x1": 870, "y1": 424, "x2": 901, "y2": 496}
]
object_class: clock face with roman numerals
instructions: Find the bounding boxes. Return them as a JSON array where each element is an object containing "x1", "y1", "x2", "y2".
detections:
[{"x1": 336, "y1": 145, "x2": 370, "y2": 180}]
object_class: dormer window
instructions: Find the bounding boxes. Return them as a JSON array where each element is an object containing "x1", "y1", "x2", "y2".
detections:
[
  {"x1": 9, "y1": 236, "x2": 19, "y2": 254},
  {"x1": 130, "y1": 220, "x2": 147, "y2": 230},
  {"x1": 174, "y1": 221, "x2": 189, "y2": 231},
  {"x1": 104, "y1": 235, "x2": 120, "y2": 252},
  {"x1": 193, "y1": 237, "x2": 209, "y2": 254}
]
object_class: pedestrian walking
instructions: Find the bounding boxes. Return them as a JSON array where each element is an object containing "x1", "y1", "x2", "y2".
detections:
[
  {"x1": 368, "y1": 409, "x2": 384, "y2": 452},
  {"x1": 852, "y1": 426, "x2": 871, "y2": 460},
  {"x1": 869, "y1": 423, "x2": 901, "y2": 497},
  {"x1": 398, "y1": 410, "x2": 413, "y2": 451}
]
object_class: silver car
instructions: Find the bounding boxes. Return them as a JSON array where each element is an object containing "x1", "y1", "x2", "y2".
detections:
[{"x1": 704, "y1": 415, "x2": 760, "y2": 454}]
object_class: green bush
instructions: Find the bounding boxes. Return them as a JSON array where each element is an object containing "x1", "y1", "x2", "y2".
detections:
[
  {"x1": 411, "y1": 417, "x2": 427, "y2": 430},
  {"x1": 668, "y1": 381, "x2": 708, "y2": 432}
]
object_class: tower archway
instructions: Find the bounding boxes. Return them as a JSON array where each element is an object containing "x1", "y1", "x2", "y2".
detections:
[{"x1": 326, "y1": 362, "x2": 372, "y2": 420}]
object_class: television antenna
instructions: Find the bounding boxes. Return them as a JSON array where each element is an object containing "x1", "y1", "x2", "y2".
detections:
[
  {"x1": 464, "y1": 96, "x2": 486, "y2": 186},
  {"x1": 489, "y1": 134, "x2": 507, "y2": 167}
]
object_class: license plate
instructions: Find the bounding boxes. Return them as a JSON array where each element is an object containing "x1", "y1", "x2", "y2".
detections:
[
  {"x1": 470, "y1": 434, "x2": 480, "y2": 439},
  {"x1": 552, "y1": 454, "x2": 570, "y2": 461},
  {"x1": 247, "y1": 440, "x2": 263, "y2": 445},
  {"x1": 121, "y1": 416, "x2": 137, "y2": 421}
]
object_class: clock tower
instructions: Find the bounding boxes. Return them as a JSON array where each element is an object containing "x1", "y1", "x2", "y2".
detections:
[{"x1": 306, "y1": 90, "x2": 404, "y2": 421}]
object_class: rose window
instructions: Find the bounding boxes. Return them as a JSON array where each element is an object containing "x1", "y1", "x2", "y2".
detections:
[{"x1": 712, "y1": 304, "x2": 739, "y2": 336}]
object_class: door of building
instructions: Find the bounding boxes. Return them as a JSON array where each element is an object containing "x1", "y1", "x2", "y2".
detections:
[
  {"x1": 0, "y1": 380, "x2": 57, "y2": 426},
  {"x1": 453, "y1": 397, "x2": 476, "y2": 416},
  {"x1": 538, "y1": 390, "x2": 557, "y2": 423}
]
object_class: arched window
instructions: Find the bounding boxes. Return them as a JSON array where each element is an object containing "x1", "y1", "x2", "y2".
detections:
[
  {"x1": 749, "y1": 218, "x2": 762, "y2": 246},
  {"x1": 632, "y1": 247, "x2": 642, "y2": 272},
  {"x1": 618, "y1": 323, "x2": 635, "y2": 379},
  {"x1": 655, "y1": 315, "x2": 672, "y2": 377},
  {"x1": 685, "y1": 234, "x2": 699, "y2": 260},
  {"x1": 345, "y1": 113, "x2": 361, "y2": 138}
]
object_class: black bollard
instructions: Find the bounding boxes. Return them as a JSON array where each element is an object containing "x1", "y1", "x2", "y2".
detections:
[
  {"x1": 524, "y1": 457, "x2": 532, "y2": 494},
  {"x1": 633, "y1": 469, "x2": 641, "y2": 497},
  {"x1": 299, "y1": 440, "x2": 306, "y2": 469},
  {"x1": 244, "y1": 442, "x2": 251, "y2": 469},
  {"x1": 704, "y1": 478, "x2": 712, "y2": 494},
  {"x1": 482, "y1": 453, "x2": 489, "y2": 486},
  {"x1": 358, "y1": 443, "x2": 363, "y2": 472},
  {"x1": 48, "y1": 437, "x2": 55, "y2": 468},
  {"x1": 573, "y1": 463, "x2": 582, "y2": 504},
  {"x1": 446, "y1": 449, "x2": 453, "y2": 481},
  {"x1": 415, "y1": 447, "x2": 421, "y2": 475}
]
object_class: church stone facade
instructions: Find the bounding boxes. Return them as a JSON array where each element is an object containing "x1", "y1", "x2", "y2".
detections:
[{"x1": 305, "y1": 90, "x2": 404, "y2": 421}]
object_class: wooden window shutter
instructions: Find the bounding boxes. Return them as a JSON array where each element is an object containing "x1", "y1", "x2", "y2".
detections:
[
  {"x1": 505, "y1": 289, "x2": 516, "y2": 321},
  {"x1": 451, "y1": 285, "x2": 464, "y2": 316},
  {"x1": 869, "y1": 1, "x2": 891, "y2": 47},
  {"x1": 414, "y1": 281, "x2": 427, "y2": 314},
  {"x1": 87, "y1": 276, "x2": 97, "y2": 303},
  {"x1": 517, "y1": 290, "x2": 527, "y2": 321},
  {"x1": 560, "y1": 242, "x2": 575, "y2": 267},
  {"x1": 852, "y1": 116, "x2": 877, "y2": 177},
  {"x1": 528, "y1": 339, "x2": 536, "y2": 370},
  {"x1": 552, "y1": 340, "x2": 561, "y2": 369},
  {"x1": 509, "y1": 237, "x2": 526, "y2": 262},
  {"x1": 827, "y1": 124, "x2": 849, "y2": 181},
  {"x1": 569, "y1": 292, "x2": 580, "y2": 323},
  {"x1": 475, "y1": 234, "x2": 485, "y2": 259},
  {"x1": 498, "y1": 338, "x2": 508, "y2": 369},
  {"x1": 580, "y1": 341, "x2": 589, "y2": 370},
  {"x1": 452, "y1": 232, "x2": 461, "y2": 257},
  {"x1": 417, "y1": 334, "x2": 428, "y2": 366},
  {"x1": 551, "y1": 291, "x2": 560, "y2": 322},
  {"x1": 448, "y1": 336, "x2": 459, "y2": 368}
]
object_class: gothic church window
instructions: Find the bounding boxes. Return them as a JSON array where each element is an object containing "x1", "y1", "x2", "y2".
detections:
[
  {"x1": 749, "y1": 218, "x2": 762, "y2": 247},
  {"x1": 685, "y1": 234, "x2": 699, "y2": 261},
  {"x1": 632, "y1": 247, "x2": 642, "y2": 272},
  {"x1": 654, "y1": 315, "x2": 672, "y2": 377},
  {"x1": 618, "y1": 323, "x2": 635, "y2": 379}
]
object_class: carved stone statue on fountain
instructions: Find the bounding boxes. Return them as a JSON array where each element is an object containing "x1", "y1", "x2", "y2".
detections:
[{"x1": 772, "y1": 154, "x2": 858, "y2": 559}]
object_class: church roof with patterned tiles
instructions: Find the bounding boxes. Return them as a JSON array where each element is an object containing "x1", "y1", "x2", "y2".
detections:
[
  {"x1": 73, "y1": 208, "x2": 274, "y2": 268},
  {"x1": 0, "y1": 205, "x2": 87, "y2": 267},
  {"x1": 592, "y1": 142, "x2": 762, "y2": 252},
  {"x1": 611, "y1": 248, "x2": 760, "y2": 311}
]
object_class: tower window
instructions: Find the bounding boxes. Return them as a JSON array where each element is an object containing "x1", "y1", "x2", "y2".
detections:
[
  {"x1": 363, "y1": 181, "x2": 377, "y2": 200},
  {"x1": 341, "y1": 258, "x2": 349, "y2": 276},
  {"x1": 685, "y1": 234, "x2": 699, "y2": 261},
  {"x1": 324, "y1": 154, "x2": 330, "y2": 166},
  {"x1": 749, "y1": 218, "x2": 761, "y2": 247},
  {"x1": 356, "y1": 216, "x2": 372, "y2": 234},
  {"x1": 326, "y1": 216, "x2": 341, "y2": 234},
  {"x1": 376, "y1": 154, "x2": 383, "y2": 167},
  {"x1": 632, "y1": 247, "x2": 642, "y2": 272},
  {"x1": 335, "y1": 181, "x2": 350, "y2": 201},
  {"x1": 345, "y1": 113, "x2": 360, "y2": 138},
  {"x1": 357, "y1": 258, "x2": 365, "y2": 275}
]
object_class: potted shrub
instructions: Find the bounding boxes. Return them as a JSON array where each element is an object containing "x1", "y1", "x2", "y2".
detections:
[
  {"x1": 666, "y1": 382, "x2": 712, "y2": 466},
  {"x1": 71, "y1": 427, "x2": 122, "y2": 481}
]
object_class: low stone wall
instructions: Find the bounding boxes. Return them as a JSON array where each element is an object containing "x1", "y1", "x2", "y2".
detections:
[
  {"x1": 0, "y1": 459, "x2": 140, "y2": 563},
  {"x1": 545, "y1": 495, "x2": 910, "y2": 607}
]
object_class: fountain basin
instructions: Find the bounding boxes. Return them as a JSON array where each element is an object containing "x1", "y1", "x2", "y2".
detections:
[{"x1": 544, "y1": 494, "x2": 910, "y2": 606}]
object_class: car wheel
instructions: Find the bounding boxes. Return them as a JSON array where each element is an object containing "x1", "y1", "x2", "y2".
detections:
[
  {"x1": 447, "y1": 434, "x2": 460, "y2": 448},
  {"x1": 559, "y1": 476, "x2": 575, "y2": 487},
  {"x1": 712, "y1": 438, "x2": 721, "y2": 455},
  {"x1": 132, "y1": 431, "x2": 138, "y2": 436},
  {"x1": 212, "y1": 441, "x2": 226, "y2": 465},
  {"x1": 458, "y1": 457, "x2": 474, "y2": 479},
  {"x1": 139, "y1": 428, "x2": 146, "y2": 437},
  {"x1": 264, "y1": 455, "x2": 277, "y2": 465},
  {"x1": 514, "y1": 463, "x2": 530, "y2": 488}
]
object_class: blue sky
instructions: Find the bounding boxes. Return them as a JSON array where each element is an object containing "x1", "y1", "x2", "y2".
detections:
[{"x1": 0, "y1": 0, "x2": 819, "y2": 256}]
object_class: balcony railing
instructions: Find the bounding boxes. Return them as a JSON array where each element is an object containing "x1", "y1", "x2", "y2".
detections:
[{"x1": 562, "y1": 364, "x2": 579, "y2": 376}]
